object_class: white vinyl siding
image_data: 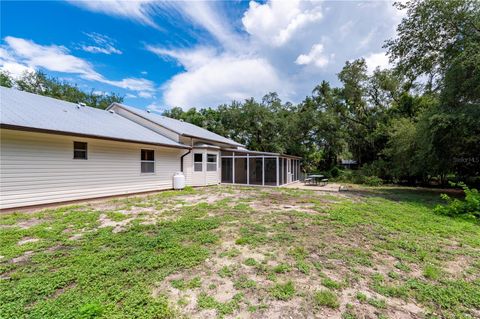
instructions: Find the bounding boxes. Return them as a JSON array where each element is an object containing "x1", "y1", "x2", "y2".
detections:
[
  {"x1": 183, "y1": 149, "x2": 220, "y2": 187},
  {"x1": 0, "y1": 129, "x2": 183, "y2": 209}
]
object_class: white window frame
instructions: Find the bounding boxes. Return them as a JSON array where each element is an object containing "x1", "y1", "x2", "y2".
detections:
[
  {"x1": 141, "y1": 149, "x2": 155, "y2": 174},
  {"x1": 73, "y1": 141, "x2": 88, "y2": 160},
  {"x1": 207, "y1": 153, "x2": 217, "y2": 172},
  {"x1": 194, "y1": 153, "x2": 203, "y2": 172}
]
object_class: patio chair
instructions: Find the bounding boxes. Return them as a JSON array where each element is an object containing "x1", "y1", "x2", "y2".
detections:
[{"x1": 321, "y1": 178, "x2": 328, "y2": 186}]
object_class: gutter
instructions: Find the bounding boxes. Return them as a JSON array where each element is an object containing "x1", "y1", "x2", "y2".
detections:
[{"x1": 180, "y1": 149, "x2": 191, "y2": 172}]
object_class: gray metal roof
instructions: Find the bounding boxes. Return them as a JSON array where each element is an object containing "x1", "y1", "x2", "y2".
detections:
[
  {"x1": 0, "y1": 87, "x2": 188, "y2": 148},
  {"x1": 110, "y1": 103, "x2": 244, "y2": 147}
]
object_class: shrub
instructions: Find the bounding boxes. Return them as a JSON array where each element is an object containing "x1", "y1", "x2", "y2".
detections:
[
  {"x1": 434, "y1": 183, "x2": 480, "y2": 220},
  {"x1": 329, "y1": 166, "x2": 341, "y2": 178},
  {"x1": 364, "y1": 176, "x2": 383, "y2": 187}
]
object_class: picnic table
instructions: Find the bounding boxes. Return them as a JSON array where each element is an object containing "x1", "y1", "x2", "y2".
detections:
[{"x1": 305, "y1": 174, "x2": 324, "y2": 185}]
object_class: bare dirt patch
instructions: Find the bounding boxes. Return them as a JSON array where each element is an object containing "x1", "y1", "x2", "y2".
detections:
[{"x1": 17, "y1": 237, "x2": 40, "y2": 245}]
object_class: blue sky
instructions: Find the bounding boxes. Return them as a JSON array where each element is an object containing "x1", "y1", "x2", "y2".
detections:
[{"x1": 1, "y1": 1, "x2": 404, "y2": 111}]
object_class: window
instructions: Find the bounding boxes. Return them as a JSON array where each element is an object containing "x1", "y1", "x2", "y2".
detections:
[
  {"x1": 194, "y1": 153, "x2": 203, "y2": 172},
  {"x1": 141, "y1": 149, "x2": 155, "y2": 173},
  {"x1": 73, "y1": 141, "x2": 87, "y2": 159},
  {"x1": 207, "y1": 154, "x2": 217, "y2": 172}
]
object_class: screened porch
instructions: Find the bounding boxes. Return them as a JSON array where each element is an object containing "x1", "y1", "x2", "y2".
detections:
[{"x1": 220, "y1": 149, "x2": 301, "y2": 186}]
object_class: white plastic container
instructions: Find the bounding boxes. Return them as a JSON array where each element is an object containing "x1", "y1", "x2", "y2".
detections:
[{"x1": 173, "y1": 172, "x2": 186, "y2": 190}]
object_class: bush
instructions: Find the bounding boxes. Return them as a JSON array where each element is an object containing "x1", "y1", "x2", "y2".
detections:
[
  {"x1": 364, "y1": 176, "x2": 384, "y2": 187},
  {"x1": 434, "y1": 183, "x2": 480, "y2": 220},
  {"x1": 329, "y1": 166, "x2": 341, "y2": 178}
]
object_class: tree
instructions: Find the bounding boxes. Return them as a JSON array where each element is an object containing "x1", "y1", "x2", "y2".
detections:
[
  {"x1": 385, "y1": 0, "x2": 480, "y2": 181},
  {"x1": 1, "y1": 70, "x2": 123, "y2": 109},
  {"x1": 0, "y1": 71, "x2": 14, "y2": 87}
]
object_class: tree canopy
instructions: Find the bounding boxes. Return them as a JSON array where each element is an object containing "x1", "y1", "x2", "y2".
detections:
[{"x1": 0, "y1": 70, "x2": 123, "y2": 109}]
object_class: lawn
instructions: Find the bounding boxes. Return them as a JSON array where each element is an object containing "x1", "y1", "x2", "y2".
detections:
[{"x1": 1, "y1": 185, "x2": 479, "y2": 318}]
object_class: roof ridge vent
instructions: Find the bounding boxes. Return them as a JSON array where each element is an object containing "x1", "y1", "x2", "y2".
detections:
[{"x1": 78, "y1": 102, "x2": 87, "y2": 107}]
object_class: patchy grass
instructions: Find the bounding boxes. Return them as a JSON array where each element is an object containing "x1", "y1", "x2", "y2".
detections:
[
  {"x1": 1, "y1": 185, "x2": 479, "y2": 318},
  {"x1": 314, "y1": 290, "x2": 339, "y2": 309},
  {"x1": 270, "y1": 281, "x2": 295, "y2": 301}
]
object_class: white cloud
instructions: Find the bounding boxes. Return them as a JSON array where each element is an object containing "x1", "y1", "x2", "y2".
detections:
[
  {"x1": 146, "y1": 45, "x2": 217, "y2": 70},
  {"x1": 138, "y1": 91, "x2": 154, "y2": 99},
  {"x1": 242, "y1": 0, "x2": 322, "y2": 47},
  {"x1": 0, "y1": 47, "x2": 35, "y2": 77},
  {"x1": 295, "y1": 44, "x2": 331, "y2": 68},
  {"x1": 67, "y1": 0, "x2": 158, "y2": 28},
  {"x1": 64, "y1": 0, "x2": 406, "y2": 108},
  {"x1": 1, "y1": 36, "x2": 154, "y2": 96},
  {"x1": 173, "y1": 1, "x2": 243, "y2": 50},
  {"x1": 4, "y1": 36, "x2": 102, "y2": 80},
  {"x1": 358, "y1": 29, "x2": 376, "y2": 49},
  {"x1": 149, "y1": 46, "x2": 286, "y2": 108},
  {"x1": 364, "y1": 51, "x2": 390, "y2": 74},
  {"x1": 81, "y1": 32, "x2": 122, "y2": 55}
]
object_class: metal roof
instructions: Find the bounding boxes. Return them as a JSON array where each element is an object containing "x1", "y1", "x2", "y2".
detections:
[
  {"x1": 221, "y1": 148, "x2": 302, "y2": 159},
  {"x1": 110, "y1": 103, "x2": 244, "y2": 147},
  {"x1": 0, "y1": 87, "x2": 188, "y2": 148}
]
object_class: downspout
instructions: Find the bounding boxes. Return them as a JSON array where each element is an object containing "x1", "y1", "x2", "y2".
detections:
[{"x1": 180, "y1": 149, "x2": 191, "y2": 172}]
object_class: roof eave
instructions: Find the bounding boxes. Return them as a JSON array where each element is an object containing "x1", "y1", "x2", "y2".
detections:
[
  {"x1": 0, "y1": 124, "x2": 191, "y2": 149},
  {"x1": 110, "y1": 103, "x2": 245, "y2": 148}
]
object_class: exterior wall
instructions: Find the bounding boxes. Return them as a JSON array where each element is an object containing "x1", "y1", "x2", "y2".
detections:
[
  {"x1": 0, "y1": 129, "x2": 184, "y2": 209},
  {"x1": 112, "y1": 106, "x2": 181, "y2": 142},
  {"x1": 183, "y1": 148, "x2": 220, "y2": 187}
]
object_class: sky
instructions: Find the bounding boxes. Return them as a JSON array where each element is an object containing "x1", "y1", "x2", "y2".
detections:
[{"x1": 0, "y1": 0, "x2": 404, "y2": 112}]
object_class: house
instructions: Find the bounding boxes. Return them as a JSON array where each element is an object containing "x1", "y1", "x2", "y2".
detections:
[
  {"x1": 0, "y1": 87, "x2": 301, "y2": 209},
  {"x1": 340, "y1": 159, "x2": 358, "y2": 169}
]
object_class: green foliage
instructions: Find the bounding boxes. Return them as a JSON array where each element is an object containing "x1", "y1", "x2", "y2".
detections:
[
  {"x1": 434, "y1": 183, "x2": 480, "y2": 219},
  {"x1": 1, "y1": 70, "x2": 123, "y2": 109},
  {"x1": 314, "y1": 290, "x2": 339, "y2": 309},
  {"x1": 233, "y1": 275, "x2": 257, "y2": 289},
  {"x1": 79, "y1": 302, "x2": 103, "y2": 319},
  {"x1": 218, "y1": 266, "x2": 234, "y2": 278},
  {"x1": 270, "y1": 281, "x2": 295, "y2": 301},
  {"x1": 0, "y1": 203, "x2": 218, "y2": 318},
  {"x1": 321, "y1": 278, "x2": 342, "y2": 290},
  {"x1": 272, "y1": 263, "x2": 291, "y2": 274},
  {"x1": 363, "y1": 176, "x2": 384, "y2": 187},
  {"x1": 170, "y1": 277, "x2": 201, "y2": 290},
  {"x1": 367, "y1": 297, "x2": 387, "y2": 309},
  {"x1": 356, "y1": 292, "x2": 367, "y2": 302},
  {"x1": 244, "y1": 258, "x2": 257, "y2": 266},
  {"x1": 423, "y1": 264, "x2": 441, "y2": 280},
  {"x1": 434, "y1": 183, "x2": 480, "y2": 220},
  {"x1": 197, "y1": 292, "x2": 243, "y2": 316}
]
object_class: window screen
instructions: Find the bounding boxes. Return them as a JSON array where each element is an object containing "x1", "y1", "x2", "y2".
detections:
[
  {"x1": 194, "y1": 153, "x2": 203, "y2": 172},
  {"x1": 73, "y1": 141, "x2": 87, "y2": 159},
  {"x1": 207, "y1": 154, "x2": 217, "y2": 171},
  {"x1": 141, "y1": 149, "x2": 155, "y2": 173}
]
